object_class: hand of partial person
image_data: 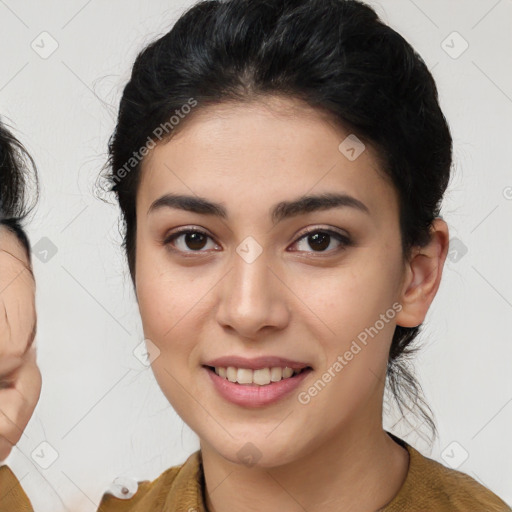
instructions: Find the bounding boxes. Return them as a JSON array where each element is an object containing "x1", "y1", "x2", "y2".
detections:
[{"x1": 0, "y1": 226, "x2": 41, "y2": 462}]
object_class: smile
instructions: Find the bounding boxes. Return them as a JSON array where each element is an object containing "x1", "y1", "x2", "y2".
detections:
[
  {"x1": 203, "y1": 365, "x2": 313, "y2": 407},
  {"x1": 208, "y1": 366, "x2": 309, "y2": 386}
]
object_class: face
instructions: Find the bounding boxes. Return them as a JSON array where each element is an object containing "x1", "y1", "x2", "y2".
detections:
[
  {"x1": 0, "y1": 225, "x2": 36, "y2": 358},
  {"x1": 134, "y1": 96, "x2": 409, "y2": 467},
  {"x1": 0, "y1": 224, "x2": 40, "y2": 462}
]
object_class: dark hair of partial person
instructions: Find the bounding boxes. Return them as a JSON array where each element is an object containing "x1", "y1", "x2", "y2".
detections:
[
  {"x1": 0, "y1": 119, "x2": 39, "y2": 261},
  {"x1": 99, "y1": 0, "x2": 453, "y2": 444}
]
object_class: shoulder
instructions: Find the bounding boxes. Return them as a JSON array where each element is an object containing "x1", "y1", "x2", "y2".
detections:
[
  {"x1": 97, "y1": 450, "x2": 203, "y2": 512},
  {"x1": 384, "y1": 438, "x2": 511, "y2": 512},
  {"x1": 0, "y1": 464, "x2": 33, "y2": 511}
]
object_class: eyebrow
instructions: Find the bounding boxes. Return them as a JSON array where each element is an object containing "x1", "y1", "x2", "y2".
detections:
[{"x1": 147, "y1": 192, "x2": 370, "y2": 224}]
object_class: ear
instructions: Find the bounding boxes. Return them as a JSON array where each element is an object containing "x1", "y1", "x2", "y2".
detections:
[{"x1": 395, "y1": 218, "x2": 450, "y2": 328}]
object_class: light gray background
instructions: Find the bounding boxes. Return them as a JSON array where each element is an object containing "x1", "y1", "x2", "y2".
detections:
[{"x1": 1, "y1": 0, "x2": 511, "y2": 510}]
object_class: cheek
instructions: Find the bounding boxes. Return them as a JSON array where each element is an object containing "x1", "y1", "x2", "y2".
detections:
[
  {"x1": 135, "y1": 244, "x2": 181, "y2": 340},
  {"x1": 135, "y1": 244, "x2": 210, "y2": 361},
  {"x1": 306, "y1": 246, "x2": 402, "y2": 372},
  {"x1": 311, "y1": 257, "x2": 400, "y2": 328}
]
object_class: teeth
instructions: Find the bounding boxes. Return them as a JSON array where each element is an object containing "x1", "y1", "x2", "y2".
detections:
[
  {"x1": 270, "y1": 367, "x2": 282, "y2": 382},
  {"x1": 237, "y1": 368, "x2": 253, "y2": 384},
  {"x1": 212, "y1": 366, "x2": 304, "y2": 386},
  {"x1": 253, "y1": 368, "x2": 270, "y2": 385},
  {"x1": 226, "y1": 367, "x2": 237, "y2": 382},
  {"x1": 282, "y1": 367, "x2": 294, "y2": 379}
]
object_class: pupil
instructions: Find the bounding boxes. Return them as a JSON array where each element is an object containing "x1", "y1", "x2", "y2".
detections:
[
  {"x1": 309, "y1": 233, "x2": 329, "y2": 251},
  {"x1": 186, "y1": 232, "x2": 207, "y2": 250}
]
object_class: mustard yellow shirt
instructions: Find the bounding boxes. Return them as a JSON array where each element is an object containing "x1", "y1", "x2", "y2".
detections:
[{"x1": 1, "y1": 434, "x2": 510, "y2": 511}]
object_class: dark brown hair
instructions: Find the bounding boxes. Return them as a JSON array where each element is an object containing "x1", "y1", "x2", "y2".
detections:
[
  {"x1": 0, "y1": 119, "x2": 38, "y2": 259},
  {"x1": 101, "y1": 0, "x2": 453, "y2": 443}
]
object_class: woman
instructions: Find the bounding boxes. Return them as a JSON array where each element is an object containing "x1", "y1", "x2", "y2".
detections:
[{"x1": 2, "y1": 0, "x2": 511, "y2": 510}]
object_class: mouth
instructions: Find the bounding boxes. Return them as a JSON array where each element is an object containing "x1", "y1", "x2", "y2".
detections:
[
  {"x1": 203, "y1": 362, "x2": 313, "y2": 407},
  {"x1": 202, "y1": 365, "x2": 313, "y2": 386}
]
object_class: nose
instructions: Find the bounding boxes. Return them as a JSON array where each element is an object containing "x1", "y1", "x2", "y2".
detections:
[{"x1": 215, "y1": 248, "x2": 290, "y2": 340}]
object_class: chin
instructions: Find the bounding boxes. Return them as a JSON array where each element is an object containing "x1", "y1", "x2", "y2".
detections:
[{"x1": 203, "y1": 434, "x2": 303, "y2": 469}]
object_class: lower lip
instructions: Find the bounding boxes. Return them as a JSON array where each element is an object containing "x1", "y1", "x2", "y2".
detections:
[{"x1": 204, "y1": 366, "x2": 312, "y2": 407}]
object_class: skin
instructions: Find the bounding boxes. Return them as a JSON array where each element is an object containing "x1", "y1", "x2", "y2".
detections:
[
  {"x1": 0, "y1": 224, "x2": 41, "y2": 461},
  {"x1": 134, "y1": 95, "x2": 449, "y2": 512}
]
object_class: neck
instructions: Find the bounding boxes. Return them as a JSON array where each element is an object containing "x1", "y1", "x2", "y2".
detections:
[{"x1": 200, "y1": 418, "x2": 409, "y2": 512}]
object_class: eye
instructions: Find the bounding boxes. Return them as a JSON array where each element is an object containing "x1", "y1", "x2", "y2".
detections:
[
  {"x1": 163, "y1": 226, "x2": 351, "y2": 256},
  {"x1": 289, "y1": 228, "x2": 351, "y2": 254},
  {"x1": 164, "y1": 228, "x2": 218, "y2": 254}
]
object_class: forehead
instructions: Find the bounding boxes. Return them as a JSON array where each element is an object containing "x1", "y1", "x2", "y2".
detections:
[{"x1": 137, "y1": 96, "x2": 397, "y2": 219}]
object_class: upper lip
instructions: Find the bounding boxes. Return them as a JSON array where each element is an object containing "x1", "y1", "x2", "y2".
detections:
[{"x1": 203, "y1": 356, "x2": 312, "y2": 371}]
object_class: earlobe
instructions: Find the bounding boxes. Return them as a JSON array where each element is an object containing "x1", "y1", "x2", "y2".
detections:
[{"x1": 395, "y1": 218, "x2": 450, "y2": 328}]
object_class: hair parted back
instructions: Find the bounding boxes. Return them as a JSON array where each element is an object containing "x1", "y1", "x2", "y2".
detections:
[{"x1": 102, "y1": 0, "x2": 453, "y2": 444}]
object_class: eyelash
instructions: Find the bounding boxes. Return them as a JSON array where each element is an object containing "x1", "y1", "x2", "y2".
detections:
[{"x1": 163, "y1": 226, "x2": 352, "y2": 257}]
